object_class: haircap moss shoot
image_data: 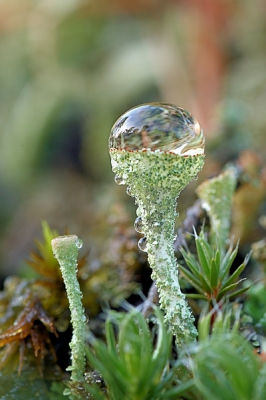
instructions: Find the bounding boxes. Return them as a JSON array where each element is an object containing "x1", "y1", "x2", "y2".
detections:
[{"x1": 109, "y1": 102, "x2": 205, "y2": 346}]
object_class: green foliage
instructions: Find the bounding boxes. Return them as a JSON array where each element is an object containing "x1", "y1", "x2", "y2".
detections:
[
  {"x1": 1, "y1": 2, "x2": 266, "y2": 397},
  {"x1": 197, "y1": 305, "x2": 240, "y2": 341},
  {"x1": 0, "y1": 368, "x2": 52, "y2": 400},
  {"x1": 179, "y1": 230, "x2": 251, "y2": 303},
  {"x1": 28, "y1": 220, "x2": 61, "y2": 279},
  {"x1": 85, "y1": 307, "x2": 192, "y2": 400},
  {"x1": 48, "y1": 382, "x2": 67, "y2": 400},
  {"x1": 191, "y1": 334, "x2": 266, "y2": 400},
  {"x1": 243, "y1": 281, "x2": 266, "y2": 329}
]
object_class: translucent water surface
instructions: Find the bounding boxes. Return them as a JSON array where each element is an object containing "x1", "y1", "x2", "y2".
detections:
[{"x1": 109, "y1": 103, "x2": 204, "y2": 156}]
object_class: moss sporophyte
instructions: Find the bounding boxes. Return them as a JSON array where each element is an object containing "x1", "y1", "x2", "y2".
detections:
[{"x1": 109, "y1": 103, "x2": 205, "y2": 346}]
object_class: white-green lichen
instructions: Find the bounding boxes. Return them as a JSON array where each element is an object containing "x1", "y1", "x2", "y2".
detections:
[
  {"x1": 196, "y1": 166, "x2": 237, "y2": 252},
  {"x1": 110, "y1": 149, "x2": 205, "y2": 346},
  {"x1": 51, "y1": 235, "x2": 86, "y2": 382}
]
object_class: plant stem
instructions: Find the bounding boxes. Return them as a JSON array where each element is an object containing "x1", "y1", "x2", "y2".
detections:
[
  {"x1": 110, "y1": 149, "x2": 204, "y2": 346},
  {"x1": 51, "y1": 235, "x2": 86, "y2": 382},
  {"x1": 145, "y1": 194, "x2": 198, "y2": 346}
]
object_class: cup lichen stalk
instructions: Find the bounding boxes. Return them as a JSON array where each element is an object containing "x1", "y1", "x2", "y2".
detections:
[
  {"x1": 109, "y1": 103, "x2": 205, "y2": 346},
  {"x1": 196, "y1": 166, "x2": 237, "y2": 252},
  {"x1": 51, "y1": 235, "x2": 86, "y2": 382}
]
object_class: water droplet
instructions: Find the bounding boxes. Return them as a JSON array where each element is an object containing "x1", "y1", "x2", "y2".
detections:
[
  {"x1": 75, "y1": 238, "x2": 83, "y2": 249},
  {"x1": 109, "y1": 103, "x2": 204, "y2": 156},
  {"x1": 136, "y1": 207, "x2": 142, "y2": 216},
  {"x1": 114, "y1": 174, "x2": 125, "y2": 185},
  {"x1": 202, "y1": 201, "x2": 211, "y2": 212},
  {"x1": 138, "y1": 237, "x2": 147, "y2": 252},
  {"x1": 134, "y1": 216, "x2": 144, "y2": 233},
  {"x1": 126, "y1": 186, "x2": 133, "y2": 197}
]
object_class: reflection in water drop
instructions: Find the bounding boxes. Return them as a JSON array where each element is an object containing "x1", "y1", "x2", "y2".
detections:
[
  {"x1": 138, "y1": 237, "x2": 147, "y2": 252},
  {"x1": 114, "y1": 175, "x2": 125, "y2": 185},
  {"x1": 134, "y1": 216, "x2": 144, "y2": 233},
  {"x1": 109, "y1": 103, "x2": 204, "y2": 156},
  {"x1": 126, "y1": 186, "x2": 133, "y2": 197}
]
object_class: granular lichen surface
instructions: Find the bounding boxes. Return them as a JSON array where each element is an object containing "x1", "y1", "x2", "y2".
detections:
[{"x1": 110, "y1": 148, "x2": 205, "y2": 344}]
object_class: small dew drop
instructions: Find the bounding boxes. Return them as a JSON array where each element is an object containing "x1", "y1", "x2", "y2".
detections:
[
  {"x1": 202, "y1": 201, "x2": 211, "y2": 212},
  {"x1": 75, "y1": 239, "x2": 83, "y2": 249},
  {"x1": 134, "y1": 216, "x2": 144, "y2": 233},
  {"x1": 126, "y1": 186, "x2": 133, "y2": 197},
  {"x1": 136, "y1": 207, "x2": 142, "y2": 216},
  {"x1": 138, "y1": 237, "x2": 147, "y2": 252},
  {"x1": 114, "y1": 175, "x2": 125, "y2": 185}
]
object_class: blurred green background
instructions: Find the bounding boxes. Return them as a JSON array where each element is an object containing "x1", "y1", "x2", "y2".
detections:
[{"x1": 0, "y1": 0, "x2": 266, "y2": 277}]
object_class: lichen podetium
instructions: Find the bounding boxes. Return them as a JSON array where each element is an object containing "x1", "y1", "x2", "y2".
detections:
[
  {"x1": 109, "y1": 103, "x2": 205, "y2": 346},
  {"x1": 51, "y1": 235, "x2": 86, "y2": 382}
]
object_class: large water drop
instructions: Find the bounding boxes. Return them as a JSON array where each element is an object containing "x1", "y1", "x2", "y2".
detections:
[{"x1": 109, "y1": 103, "x2": 204, "y2": 156}]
